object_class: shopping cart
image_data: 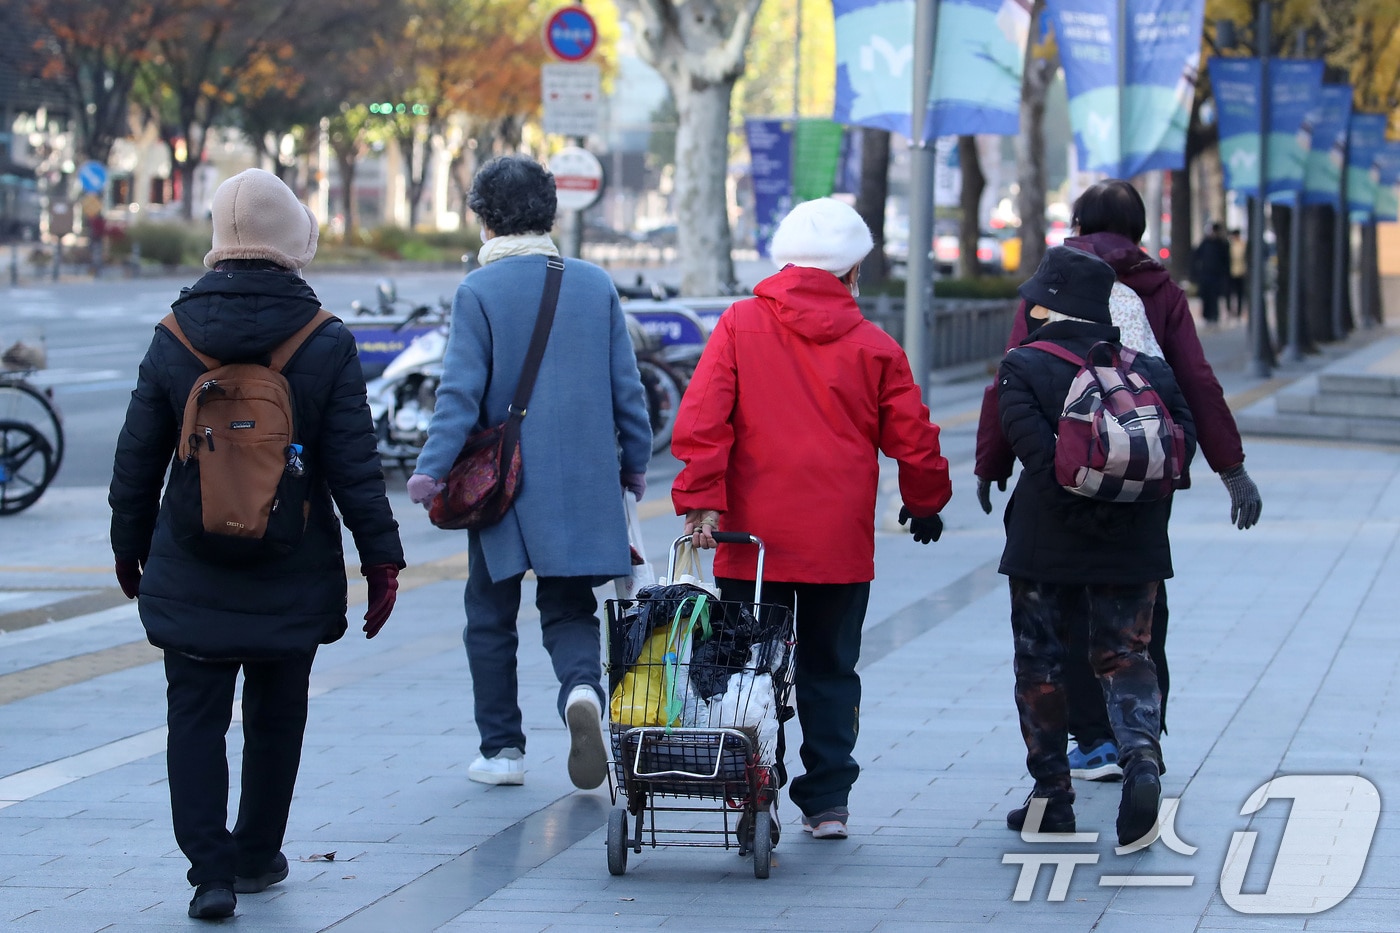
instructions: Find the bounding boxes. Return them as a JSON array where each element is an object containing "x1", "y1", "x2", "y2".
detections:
[{"x1": 603, "y1": 532, "x2": 795, "y2": 878}]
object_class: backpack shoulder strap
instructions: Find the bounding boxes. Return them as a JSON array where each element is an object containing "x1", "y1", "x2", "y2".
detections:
[
  {"x1": 160, "y1": 313, "x2": 220, "y2": 370},
  {"x1": 269, "y1": 309, "x2": 337, "y2": 373},
  {"x1": 1023, "y1": 341, "x2": 1085, "y2": 367}
]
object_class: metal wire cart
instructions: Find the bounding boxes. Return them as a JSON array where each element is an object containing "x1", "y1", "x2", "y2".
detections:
[{"x1": 603, "y1": 533, "x2": 795, "y2": 878}]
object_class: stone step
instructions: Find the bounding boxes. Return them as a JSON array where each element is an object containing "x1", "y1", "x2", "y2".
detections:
[
  {"x1": 1276, "y1": 391, "x2": 1400, "y2": 419},
  {"x1": 1235, "y1": 409, "x2": 1400, "y2": 445},
  {"x1": 1318, "y1": 372, "x2": 1400, "y2": 397}
]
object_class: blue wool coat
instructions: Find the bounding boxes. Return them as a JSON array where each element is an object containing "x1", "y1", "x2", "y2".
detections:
[{"x1": 415, "y1": 255, "x2": 652, "y2": 581}]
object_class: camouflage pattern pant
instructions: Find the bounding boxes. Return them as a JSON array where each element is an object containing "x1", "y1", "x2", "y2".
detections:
[{"x1": 1008, "y1": 578, "x2": 1162, "y2": 793}]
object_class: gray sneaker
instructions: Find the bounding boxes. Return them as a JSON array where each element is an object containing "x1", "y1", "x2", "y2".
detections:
[{"x1": 800, "y1": 807, "x2": 849, "y2": 840}]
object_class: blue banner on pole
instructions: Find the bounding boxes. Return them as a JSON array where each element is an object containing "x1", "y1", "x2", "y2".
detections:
[
  {"x1": 1302, "y1": 85, "x2": 1352, "y2": 207},
  {"x1": 1346, "y1": 113, "x2": 1388, "y2": 221},
  {"x1": 1209, "y1": 57, "x2": 1262, "y2": 194},
  {"x1": 1374, "y1": 141, "x2": 1400, "y2": 223},
  {"x1": 1264, "y1": 60, "x2": 1324, "y2": 201},
  {"x1": 1048, "y1": 0, "x2": 1204, "y2": 178},
  {"x1": 832, "y1": 0, "x2": 1028, "y2": 139},
  {"x1": 923, "y1": 0, "x2": 1029, "y2": 139},
  {"x1": 745, "y1": 118, "x2": 794, "y2": 258}
]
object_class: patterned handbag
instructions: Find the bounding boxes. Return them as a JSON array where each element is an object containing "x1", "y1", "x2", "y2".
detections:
[{"x1": 429, "y1": 258, "x2": 564, "y2": 530}]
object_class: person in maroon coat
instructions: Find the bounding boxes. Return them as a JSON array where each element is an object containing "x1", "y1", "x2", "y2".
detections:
[{"x1": 974, "y1": 180, "x2": 1263, "y2": 781}]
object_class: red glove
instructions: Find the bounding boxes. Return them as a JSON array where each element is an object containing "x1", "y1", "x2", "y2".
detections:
[
  {"x1": 115, "y1": 559, "x2": 143, "y2": 599},
  {"x1": 362, "y1": 564, "x2": 400, "y2": 638}
]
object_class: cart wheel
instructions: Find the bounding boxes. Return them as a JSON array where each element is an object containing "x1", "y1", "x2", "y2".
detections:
[
  {"x1": 752, "y1": 811, "x2": 773, "y2": 878},
  {"x1": 607, "y1": 807, "x2": 629, "y2": 875}
]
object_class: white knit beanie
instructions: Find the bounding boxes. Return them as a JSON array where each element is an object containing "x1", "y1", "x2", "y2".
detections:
[
  {"x1": 204, "y1": 168, "x2": 319, "y2": 270},
  {"x1": 769, "y1": 197, "x2": 873, "y2": 275}
]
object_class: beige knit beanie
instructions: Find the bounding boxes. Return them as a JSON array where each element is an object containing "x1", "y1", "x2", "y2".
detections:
[{"x1": 203, "y1": 168, "x2": 319, "y2": 270}]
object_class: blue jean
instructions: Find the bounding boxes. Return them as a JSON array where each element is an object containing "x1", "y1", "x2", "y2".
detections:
[{"x1": 464, "y1": 533, "x2": 603, "y2": 757}]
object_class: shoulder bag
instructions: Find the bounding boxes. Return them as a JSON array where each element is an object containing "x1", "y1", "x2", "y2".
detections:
[{"x1": 429, "y1": 257, "x2": 564, "y2": 530}]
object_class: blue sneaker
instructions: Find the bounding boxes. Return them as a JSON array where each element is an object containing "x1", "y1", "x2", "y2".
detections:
[{"x1": 1068, "y1": 741, "x2": 1122, "y2": 781}]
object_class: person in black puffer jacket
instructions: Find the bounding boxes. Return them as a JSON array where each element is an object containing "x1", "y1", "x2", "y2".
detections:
[
  {"x1": 995, "y1": 246, "x2": 1196, "y2": 850},
  {"x1": 108, "y1": 169, "x2": 404, "y2": 921}
]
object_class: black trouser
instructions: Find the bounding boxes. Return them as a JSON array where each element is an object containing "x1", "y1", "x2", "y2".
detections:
[
  {"x1": 717, "y1": 577, "x2": 869, "y2": 817},
  {"x1": 1229, "y1": 275, "x2": 1247, "y2": 316},
  {"x1": 463, "y1": 533, "x2": 604, "y2": 758},
  {"x1": 164, "y1": 650, "x2": 313, "y2": 886},
  {"x1": 1066, "y1": 583, "x2": 1170, "y2": 749},
  {"x1": 1008, "y1": 578, "x2": 1161, "y2": 794},
  {"x1": 1199, "y1": 281, "x2": 1224, "y2": 323}
]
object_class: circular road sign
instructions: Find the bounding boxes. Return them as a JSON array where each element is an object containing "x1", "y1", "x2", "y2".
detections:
[
  {"x1": 78, "y1": 161, "x2": 108, "y2": 194},
  {"x1": 549, "y1": 146, "x2": 603, "y2": 212},
  {"x1": 544, "y1": 6, "x2": 597, "y2": 62}
]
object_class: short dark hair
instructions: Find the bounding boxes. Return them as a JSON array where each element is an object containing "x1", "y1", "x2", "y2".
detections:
[
  {"x1": 468, "y1": 155, "x2": 557, "y2": 236},
  {"x1": 1071, "y1": 179, "x2": 1146, "y2": 245},
  {"x1": 213, "y1": 258, "x2": 292, "y2": 273}
]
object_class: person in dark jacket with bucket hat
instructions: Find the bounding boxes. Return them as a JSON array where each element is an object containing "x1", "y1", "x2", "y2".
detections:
[
  {"x1": 108, "y1": 168, "x2": 404, "y2": 921},
  {"x1": 995, "y1": 246, "x2": 1196, "y2": 847}
]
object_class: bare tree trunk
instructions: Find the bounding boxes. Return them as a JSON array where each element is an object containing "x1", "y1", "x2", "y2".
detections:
[
  {"x1": 1016, "y1": 0, "x2": 1050, "y2": 276},
  {"x1": 335, "y1": 152, "x2": 359, "y2": 242},
  {"x1": 1169, "y1": 168, "x2": 1192, "y2": 283},
  {"x1": 673, "y1": 79, "x2": 737, "y2": 295},
  {"x1": 1360, "y1": 222, "x2": 1382, "y2": 326},
  {"x1": 855, "y1": 127, "x2": 891, "y2": 287},
  {"x1": 957, "y1": 135, "x2": 985, "y2": 279},
  {"x1": 1302, "y1": 204, "x2": 1334, "y2": 343},
  {"x1": 1273, "y1": 202, "x2": 1292, "y2": 347}
]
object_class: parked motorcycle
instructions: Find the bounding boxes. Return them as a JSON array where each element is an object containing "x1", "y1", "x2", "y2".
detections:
[{"x1": 368, "y1": 303, "x2": 688, "y2": 470}]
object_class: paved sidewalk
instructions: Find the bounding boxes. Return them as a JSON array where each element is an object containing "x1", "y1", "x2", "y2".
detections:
[{"x1": 3, "y1": 322, "x2": 1399, "y2": 931}]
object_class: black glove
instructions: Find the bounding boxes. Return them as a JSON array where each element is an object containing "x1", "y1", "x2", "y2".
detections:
[
  {"x1": 1220, "y1": 465, "x2": 1262, "y2": 530},
  {"x1": 898, "y1": 505, "x2": 943, "y2": 544},
  {"x1": 975, "y1": 476, "x2": 1007, "y2": 515}
]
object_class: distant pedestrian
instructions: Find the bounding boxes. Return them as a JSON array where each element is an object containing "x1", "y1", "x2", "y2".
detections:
[
  {"x1": 1228, "y1": 228, "x2": 1248, "y2": 318},
  {"x1": 995, "y1": 245, "x2": 1197, "y2": 845},
  {"x1": 975, "y1": 179, "x2": 1263, "y2": 785},
  {"x1": 1191, "y1": 222, "x2": 1231, "y2": 326},
  {"x1": 405, "y1": 155, "x2": 652, "y2": 791},
  {"x1": 672, "y1": 197, "x2": 952, "y2": 840},
  {"x1": 109, "y1": 168, "x2": 405, "y2": 920}
]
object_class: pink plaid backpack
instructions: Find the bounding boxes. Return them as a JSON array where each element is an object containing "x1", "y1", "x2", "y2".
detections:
[{"x1": 1027, "y1": 340, "x2": 1185, "y2": 503}]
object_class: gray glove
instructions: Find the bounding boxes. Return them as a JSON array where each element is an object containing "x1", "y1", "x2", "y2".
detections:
[
  {"x1": 1220, "y1": 465, "x2": 1262, "y2": 530},
  {"x1": 976, "y1": 476, "x2": 1006, "y2": 515}
]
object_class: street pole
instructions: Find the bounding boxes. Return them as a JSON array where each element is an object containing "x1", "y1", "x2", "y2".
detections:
[
  {"x1": 1117, "y1": 0, "x2": 1127, "y2": 180},
  {"x1": 905, "y1": 0, "x2": 940, "y2": 397},
  {"x1": 1283, "y1": 190, "x2": 1304, "y2": 361},
  {"x1": 1247, "y1": 0, "x2": 1274, "y2": 377},
  {"x1": 1331, "y1": 132, "x2": 1348, "y2": 340}
]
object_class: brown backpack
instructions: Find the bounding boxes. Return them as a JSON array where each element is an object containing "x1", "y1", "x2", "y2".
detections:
[{"x1": 161, "y1": 309, "x2": 335, "y2": 563}]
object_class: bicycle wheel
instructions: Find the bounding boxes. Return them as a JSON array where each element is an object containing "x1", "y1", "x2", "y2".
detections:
[
  {"x1": 0, "y1": 419, "x2": 57, "y2": 515},
  {"x1": 0, "y1": 380, "x2": 64, "y2": 474},
  {"x1": 637, "y1": 359, "x2": 683, "y2": 455}
]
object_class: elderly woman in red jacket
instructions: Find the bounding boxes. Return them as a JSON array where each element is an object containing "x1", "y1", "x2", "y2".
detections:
[{"x1": 671, "y1": 198, "x2": 952, "y2": 840}]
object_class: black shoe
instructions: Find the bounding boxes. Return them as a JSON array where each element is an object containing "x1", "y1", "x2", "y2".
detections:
[
  {"x1": 188, "y1": 881, "x2": 236, "y2": 919},
  {"x1": 1117, "y1": 759, "x2": 1162, "y2": 847},
  {"x1": 234, "y1": 851, "x2": 289, "y2": 894},
  {"x1": 1007, "y1": 790, "x2": 1076, "y2": 833}
]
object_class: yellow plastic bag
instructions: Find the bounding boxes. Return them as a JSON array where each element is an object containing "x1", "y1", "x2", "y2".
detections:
[{"x1": 609, "y1": 594, "x2": 711, "y2": 728}]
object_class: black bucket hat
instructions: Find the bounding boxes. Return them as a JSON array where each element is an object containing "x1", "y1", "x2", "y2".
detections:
[{"x1": 1018, "y1": 245, "x2": 1115, "y2": 325}]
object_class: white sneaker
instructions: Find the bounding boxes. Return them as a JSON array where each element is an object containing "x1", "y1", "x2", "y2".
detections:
[
  {"x1": 468, "y1": 748, "x2": 524, "y2": 785},
  {"x1": 564, "y1": 685, "x2": 608, "y2": 790}
]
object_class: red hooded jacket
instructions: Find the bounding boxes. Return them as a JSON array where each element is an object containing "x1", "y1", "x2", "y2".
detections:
[
  {"x1": 975, "y1": 231, "x2": 1245, "y2": 483},
  {"x1": 671, "y1": 265, "x2": 952, "y2": 583}
]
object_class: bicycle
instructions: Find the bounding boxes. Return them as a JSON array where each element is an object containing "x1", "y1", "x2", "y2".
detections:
[{"x1": 1, "y1": 336, "x2": 64, "y2": 515}]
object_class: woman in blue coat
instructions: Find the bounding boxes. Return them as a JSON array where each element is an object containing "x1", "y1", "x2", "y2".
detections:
[{"x1": 408, "y1": 155, "x2": 652, "y2": 790}]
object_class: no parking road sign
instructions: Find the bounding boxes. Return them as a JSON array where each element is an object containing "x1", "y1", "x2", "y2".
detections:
[
  {"x1": 548, "y1": 146, "x2": 603, "y2": 212},
  {"x1": 544, "y1": 6, "x2": 597, "y2": 61}
]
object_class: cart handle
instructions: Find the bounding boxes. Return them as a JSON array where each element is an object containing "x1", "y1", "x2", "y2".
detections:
[{"x1": 668, "y1": 532, "x2": 766, "y2": 611}]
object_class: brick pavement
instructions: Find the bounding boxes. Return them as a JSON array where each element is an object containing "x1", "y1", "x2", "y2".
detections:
[{"x1": 2, "y1": 321, "x2": 1399, "y2": 931}]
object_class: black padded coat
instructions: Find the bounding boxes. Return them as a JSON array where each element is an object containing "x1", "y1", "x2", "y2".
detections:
[
  {"x1": 996, "y1": 320, "x2": 1197, "y2": 586},
  {"x1": 109, "y1": 270, "x2": 404, "y2": 660}
]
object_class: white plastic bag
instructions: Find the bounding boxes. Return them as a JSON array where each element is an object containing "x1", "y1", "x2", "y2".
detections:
[
  {"x1": 659, "y1": 539, "x2": 720, "y2": 598},
  {"x1": 614, "y1": 494, "x2": 656, "y2": 600}
]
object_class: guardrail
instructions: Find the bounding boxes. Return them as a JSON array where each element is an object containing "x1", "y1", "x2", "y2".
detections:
[{"x1": 858, "y1": 294, "x2": 1017, "y2": 371}]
